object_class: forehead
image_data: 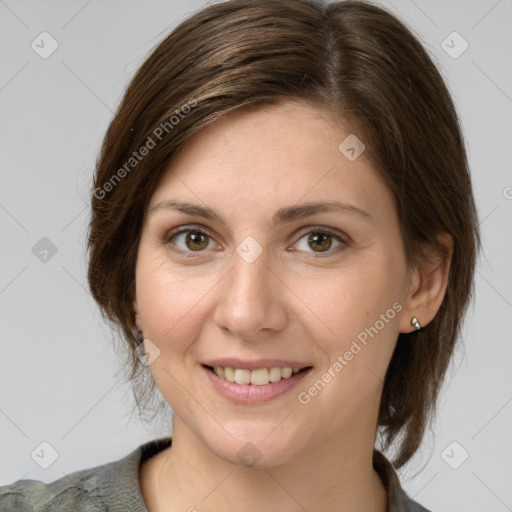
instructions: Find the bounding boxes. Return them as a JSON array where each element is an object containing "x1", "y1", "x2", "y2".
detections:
[{"x1": 149, "y1": 99, "x2": 394, "y2": 223}]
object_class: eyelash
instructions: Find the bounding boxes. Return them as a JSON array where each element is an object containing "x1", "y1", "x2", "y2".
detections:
[{"x1": 162, "y1": 225, "x2": 348, "y2": 260}]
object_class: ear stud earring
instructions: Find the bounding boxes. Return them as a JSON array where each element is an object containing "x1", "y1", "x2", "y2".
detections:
[{"x1": 411, "y1": 317, "x2": 422, "y2": 331}]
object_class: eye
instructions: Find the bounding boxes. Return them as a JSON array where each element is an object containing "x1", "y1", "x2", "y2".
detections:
[
  {"x1": 293, "y1": 228, "x2": 345, "y2": 258},
  {"x1": 164, "y1": 226, "x2": 217, "y2": 257}
]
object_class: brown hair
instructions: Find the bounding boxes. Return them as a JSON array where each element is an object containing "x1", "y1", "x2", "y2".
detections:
[{"x1": 87, "y1": 0, "x2": 480, "y2": 468}]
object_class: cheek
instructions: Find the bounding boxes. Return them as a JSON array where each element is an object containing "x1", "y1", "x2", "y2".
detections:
[
  {"x1": 297, "y1": 253, "x2": 405, "y2": 341},
  {"x1": 292, "y1": 259, "x2": 404, "y2": 429},
  {"x1": 134, "y1": 250, "x2": 217, "y2": 353},
  {"x1": 296, "y1": 251, "x2": 406, "y2": 406},
  {"x1": 134, "y1": 255, "x2": 215, "y2": 408}
]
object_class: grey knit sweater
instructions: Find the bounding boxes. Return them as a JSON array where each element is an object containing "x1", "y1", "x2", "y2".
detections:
[{"x1": 0, "y1": 437, "x2": 431, "y2": 511}]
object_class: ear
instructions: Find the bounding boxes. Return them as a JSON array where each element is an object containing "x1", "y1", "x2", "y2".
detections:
[
  {"x1": 399, "y1": 232, "x2": 453, "y2": 333},
  {"x1": 133, "y1": 298, "x2": 143, "y2": 332}
]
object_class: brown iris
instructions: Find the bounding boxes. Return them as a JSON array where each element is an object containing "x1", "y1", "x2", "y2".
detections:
[
  {"x1": 307, "y1": 232, "x2": 332, "y2": 252},
  {"x1": 185, "y1": 231, "x2": 210, "y2": 251}
]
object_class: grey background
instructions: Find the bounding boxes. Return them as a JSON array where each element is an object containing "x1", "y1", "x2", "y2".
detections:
[{"x1": 1, "y1": 0, "x2": 511, "y2": 510}]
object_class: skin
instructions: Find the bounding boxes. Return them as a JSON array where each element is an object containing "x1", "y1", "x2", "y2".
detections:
[{"x1": 133, "y1": 99, "x2": 453, "y2": 512}]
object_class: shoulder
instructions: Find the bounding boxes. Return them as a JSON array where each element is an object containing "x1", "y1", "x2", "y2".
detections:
[
  {"x1": 0, "y1": 464, "x2": 107, "y2": 512},
  {"x1": 373, "y1": 450, "x2": 433, "y2": 512},
  {"x1": 0, "y1": 437, "x2": 171, "y2": 512}
]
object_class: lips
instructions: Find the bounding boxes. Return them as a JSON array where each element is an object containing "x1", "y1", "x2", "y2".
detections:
[{"x1": 201, "y1": 358, "x2": 313, "y2": 403}]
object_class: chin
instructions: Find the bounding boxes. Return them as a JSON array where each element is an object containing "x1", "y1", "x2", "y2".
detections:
[{"x1": 202, "y1": 424, "x2": 310, "y2": 469}]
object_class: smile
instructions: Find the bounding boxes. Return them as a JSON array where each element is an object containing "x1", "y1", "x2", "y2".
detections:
[
  {"x1": 208, "y1": 365, "x2": 304, "y2": 385},
  {"x1": 202, "y1": 363, "x2": 313, "y2": 403}
]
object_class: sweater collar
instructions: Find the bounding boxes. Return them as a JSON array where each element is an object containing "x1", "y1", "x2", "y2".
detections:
[{"x1": 99, "y1": 437, "x2": 424, "y2": 512}]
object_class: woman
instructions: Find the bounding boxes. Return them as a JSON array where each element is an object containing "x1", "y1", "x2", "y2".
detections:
[{"x1": 0, "y1": 0, "x2": 479, "y2": 511}]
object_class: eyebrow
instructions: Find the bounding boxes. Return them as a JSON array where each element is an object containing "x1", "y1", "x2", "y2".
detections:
[{"x1": 149, "y1": 199, "x2": 371, "y2": 228}]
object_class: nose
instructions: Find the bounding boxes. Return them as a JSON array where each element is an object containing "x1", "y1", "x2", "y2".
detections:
[{"x1": 212, "y1": 247, "x2": 288, "y2": 341}]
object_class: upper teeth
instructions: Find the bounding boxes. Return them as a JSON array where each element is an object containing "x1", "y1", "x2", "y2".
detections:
[{"x1": 213, "y1": 366, "x2": 302, "y2": 385}]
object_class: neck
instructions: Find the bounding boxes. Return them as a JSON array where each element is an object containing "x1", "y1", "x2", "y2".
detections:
[{"x1": 142, "y1": 420, "x2": 387, "y2": 512}]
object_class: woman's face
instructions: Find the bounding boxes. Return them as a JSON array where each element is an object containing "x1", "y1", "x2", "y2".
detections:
[{"x1": 133, "y1": 99, "x2": 416, "y2": 467}]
